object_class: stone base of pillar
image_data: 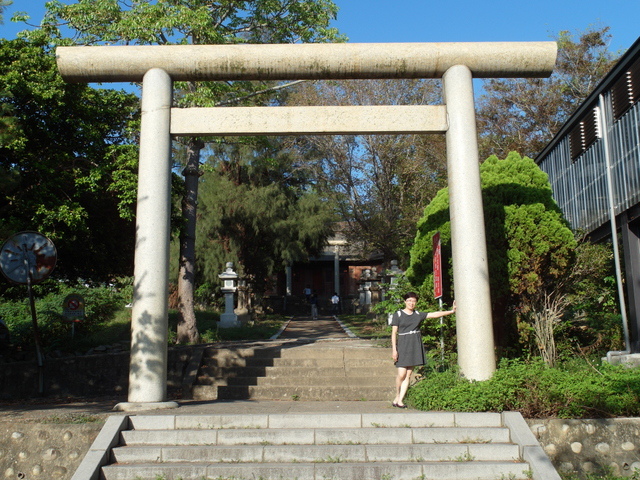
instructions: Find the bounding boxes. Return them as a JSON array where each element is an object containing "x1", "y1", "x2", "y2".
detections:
[
  {"x1": 113, "y1": 401, "x2": 179, "y2": 412},
  {"x1": 604, "y1": 352, "x2": 640, "y2": 367},
  {"x1": 218, "y1": 312, "x2": 240, "y2": 328}
]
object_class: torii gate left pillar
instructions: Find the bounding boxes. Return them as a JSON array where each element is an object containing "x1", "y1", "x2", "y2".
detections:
[
  {"x1": 56, "y1": 42, "x2": 556, "y2": 409},
  {"x1": 125, "y1": 68, "x2": 175, "y2": 408}
]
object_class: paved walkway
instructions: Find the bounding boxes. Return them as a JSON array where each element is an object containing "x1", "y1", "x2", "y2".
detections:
[
  {"x1": 0, "y1": 316, "x2": 395, "y2": 422},
  {"x1": 279, "y1": 315, "x2": 350, "y2": 339}
]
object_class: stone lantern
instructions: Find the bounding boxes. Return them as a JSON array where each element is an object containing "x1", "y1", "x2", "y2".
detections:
[
  {"x1": 381, "y1": 259, "x2": 403, "y2": 302},
  {"x1": 218, "y1": 262, "x2": 240, "y2": 328}
]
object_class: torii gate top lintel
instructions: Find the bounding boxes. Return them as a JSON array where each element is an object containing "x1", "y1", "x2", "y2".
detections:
[{"x1": 56, "y1": 41, "x2": 557, "y2": 83}]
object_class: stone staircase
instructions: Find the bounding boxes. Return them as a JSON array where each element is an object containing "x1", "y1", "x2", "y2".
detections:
[
  {"x1": 71, "y1": 316, "x2": 561, "y2": 480},
  {"x1": 97, "y1": 411, "x2": 550, "y2": 480},
  {"x1": 191, "y1": 338, "x2": 398, "y2": 401}
]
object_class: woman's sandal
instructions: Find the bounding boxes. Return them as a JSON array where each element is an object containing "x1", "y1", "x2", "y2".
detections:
[{"x1": 392, "y1": 402, "x2": 407, "y2": 409}]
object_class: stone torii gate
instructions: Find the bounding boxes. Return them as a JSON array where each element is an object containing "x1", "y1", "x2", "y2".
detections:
[{"x1": 56, "y1": 42, "x2": 557, "y2": 409}]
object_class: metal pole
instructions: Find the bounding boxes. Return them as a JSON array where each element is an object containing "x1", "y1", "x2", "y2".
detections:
[
  {"x1": 26, "y1": 272, "x2": 44, "y2": 395},
  {"x1": 598, "y1": 95, "x2": 631, "y2": 353},
  {"x1": 439, "y1": 297, "x2": 444, "y2": 363}
]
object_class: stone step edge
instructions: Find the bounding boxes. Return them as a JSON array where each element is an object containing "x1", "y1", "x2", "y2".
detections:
[
  {"x1": 111, "y1": 443, "x2": 521, "y2": 463},
  {"x1": 127, "y1": 412, "x2": 505, "y2": 429},
  {"x1": 119, "y1": 431, "x2": 513, "y2": 447},
  {"x1": 100, "y1": 460, "x2": 533, "y2": 480}
]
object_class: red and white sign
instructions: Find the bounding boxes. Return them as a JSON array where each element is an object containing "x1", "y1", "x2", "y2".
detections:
[
  {"x1": 63, "y1": 294, "x2": 85, "y2": 319},
  {"x1": 433, "y1": 232, "x2": 443, "y2": 299}
]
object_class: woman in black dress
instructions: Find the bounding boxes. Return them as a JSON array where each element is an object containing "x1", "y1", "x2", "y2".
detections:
[{"x1": 391, "y1": 292, "x2": 455, "y2": 408}]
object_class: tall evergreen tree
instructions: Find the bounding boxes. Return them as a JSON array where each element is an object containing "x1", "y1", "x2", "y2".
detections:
[
  {"x1": 407, "y1": 152, "x2": 576, "y2": 359},
  {"x1": 197, "y1": 138, "x2": 334, "y2": 295}
]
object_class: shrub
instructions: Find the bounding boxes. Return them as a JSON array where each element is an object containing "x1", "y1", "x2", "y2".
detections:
[
  {"x1": 0, "y1": 278, "x2": 133, "y2": 354},
  {"x1": 407, "y1": 357, "x2": 640, "y2": 418}
]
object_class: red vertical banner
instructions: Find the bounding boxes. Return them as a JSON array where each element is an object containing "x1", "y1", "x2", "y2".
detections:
[{"x1": 433, "y1": 232, "x2": 443, "y2": 299}]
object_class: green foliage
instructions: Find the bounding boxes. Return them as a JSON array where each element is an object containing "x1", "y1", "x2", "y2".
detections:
[
  {"x1": 408, "y1": 357, "x2": 640, "y2": 419},
  {"x1": 168, "y1": 310, "x2": 285, "y2": 343},
  {"x1": 338, "y1": 314, "x2": 391, "y2": 339},
  {"x1": 405, "y1": 187, "x2": 452, "y2": 302},
  {"x1": 477, "y1": 26, "x2": 618, "y2": 159},
  {"x1": 0, "y1": 37, "x2": 140, "y2": 281},
  {"x1": 0, "y1": 278, "x2": 132, "y2": 353},
  {"x1": 408, "y1": 152, "x2": 581, "y2": 355},
  {"x1": 197, "y1": 141, "x2": 335, "y2": 294}
]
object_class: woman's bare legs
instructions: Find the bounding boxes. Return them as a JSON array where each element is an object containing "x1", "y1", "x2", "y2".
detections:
[{"x1": 393, "y1": 366, "x2": 413, "y2": 407}]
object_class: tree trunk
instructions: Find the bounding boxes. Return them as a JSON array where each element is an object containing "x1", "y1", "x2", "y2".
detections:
[{"x1": 176, "y1": 137, "x2": 203, "y2": 344}]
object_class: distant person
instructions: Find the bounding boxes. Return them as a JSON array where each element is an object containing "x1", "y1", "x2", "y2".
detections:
[
  {"x1": 309, "y1": 290, "x2": 318, "y2": 319},
  {"x1": 330, "y1": 292, "x2": 340, "y2": 315},
  {"x1": 390, "y1": 292, "x2": 455, "y2": 408},
  {"x1": 303, "y1": 285, "x2": 312, "y2": 302}
]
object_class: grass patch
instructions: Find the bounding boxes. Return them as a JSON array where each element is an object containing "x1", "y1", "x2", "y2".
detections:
[
  {"x1": 337, "y1": 314, "x2": 391, "y2": 339},
  {"x1": 41, "y1": 414, "x2": 104, "y2": 424}
]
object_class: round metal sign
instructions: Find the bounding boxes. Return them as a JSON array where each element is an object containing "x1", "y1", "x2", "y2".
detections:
[{"x1": 0, "y1": 231, "x2": 57, "y2": 284}]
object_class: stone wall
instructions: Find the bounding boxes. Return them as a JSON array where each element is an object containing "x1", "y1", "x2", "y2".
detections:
[
  {"x1": 0, "y1": 422, "x2": 103, "y2": 480},
  {"x1": 527, "y1": 418, "x2": 640, "y2": 477},
  {"x1": 0, "y1": 345, "x2": 198, "y2": 401}
]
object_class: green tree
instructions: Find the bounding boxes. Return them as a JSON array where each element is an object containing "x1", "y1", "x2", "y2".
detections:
[
  {"x1": 29, "y1": 0, "x2": 345, "y2": 343},
  {"x1": 196, "y1": 138, "x2": 334, "y2": 296},
  {"x1": 0, "y1": 0, "x2": 11, "y2": 24},
  {"x1": 477, "y1": 26, "x2": 619, "y2": 159},
  {"x1": 0, "y1": 37, "x2": 140, "y2": 282},
  {"x1": 0, "y1": 0, "x2": 15, "y2": 145},
  {"x1": 289, "y1": 78, "x2": 446, "y2": 264},
  {"x1": 407, "y1": 152, "x2": 577, "y2": 363}
]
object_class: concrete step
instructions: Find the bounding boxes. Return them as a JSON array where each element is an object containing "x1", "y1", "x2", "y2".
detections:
[
  {"x1": 225, "y1": 374, "x2": 395, "y2": 387},
  {"x1": 102, "y1": 460, "x2": 532, "y2": 480},
  {"x1": 191, "y1": 383, "x2": 397, "y2": 401},
  {"x1": 214, "y1": 384, "x2": 396, "y2": 400},
  {"x1": 197, "y1": 365, "x2": 396, "y2": 380},
  {"x1": 124, "y1": 411, "x2": 504, "y2": 429},
  {"x1": 120, "y1": 426, "x2": 512, "y2": 446},
  {"x1": 202, "y1": 356, "x2": 392, "y2": 368},
  {"x1": 111, "y1": 442, "x2": 520, "y2": 463},
  {"x1": 201, "y1": 343, "x2": 390, "y2": 362}
]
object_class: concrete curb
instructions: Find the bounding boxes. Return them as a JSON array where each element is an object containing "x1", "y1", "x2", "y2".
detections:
[
  {"x1": 334, "y1": 315, "x2": 358, "y2": 337},
  {"x1": 70, "y1": 415, "x2": 129, "y2": 480},
  {"x1": 269, "y1": 316, "x2": 293, "y2": 340},
  {"x1": 503, "y1": 411, "x2": 562, "y2": 480}
]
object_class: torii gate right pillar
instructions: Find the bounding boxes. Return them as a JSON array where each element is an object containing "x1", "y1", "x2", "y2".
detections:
[{"x1": 444, "y1": 65, "x2": 495, "y2": 380}]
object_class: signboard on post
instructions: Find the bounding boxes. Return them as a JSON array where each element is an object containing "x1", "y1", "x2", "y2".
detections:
[
  {"x1": 63, "y1": 294, "x2": 85, "y2": 319},
  {"x1": 433, "y1": 232, "x2": 443, "y2": 299}
]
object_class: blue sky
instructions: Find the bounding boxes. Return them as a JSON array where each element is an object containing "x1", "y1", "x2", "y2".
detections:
[{"x1": 2, "y1": 0, "x2": 639, "y2": 53}]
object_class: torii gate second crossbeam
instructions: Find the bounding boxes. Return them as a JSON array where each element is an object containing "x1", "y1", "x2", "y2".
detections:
[{"x1": 56, "y1": 42, "x2": 557, "y2": 409}]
